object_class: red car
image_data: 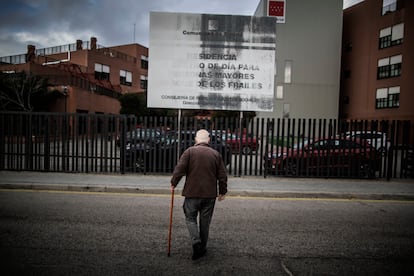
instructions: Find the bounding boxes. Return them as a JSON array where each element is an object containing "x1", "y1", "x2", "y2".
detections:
[
  {"x1": 264, "y1": 137, "x2": 381, "y2": 178},
  {"x1": 225, "y1": 133, "x2": 258, "y2": 155}
]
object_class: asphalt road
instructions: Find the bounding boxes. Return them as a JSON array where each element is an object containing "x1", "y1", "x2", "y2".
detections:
[{"x1": 1, "y1": 189, "x2": 414, "y2": 275}]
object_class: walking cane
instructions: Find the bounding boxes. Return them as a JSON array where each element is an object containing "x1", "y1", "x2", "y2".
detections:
[{"x1": 167, "y1": 186, "x2": 175, "y2": 257}]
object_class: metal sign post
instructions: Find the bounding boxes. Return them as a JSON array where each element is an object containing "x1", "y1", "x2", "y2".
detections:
[{"x1": 177, "y1": 109, "x2": 182, "y2": 161}]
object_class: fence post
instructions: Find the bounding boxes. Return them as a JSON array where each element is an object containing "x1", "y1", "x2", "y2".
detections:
[{"x1": 386, "y1": 120, "x2": 396, "y2": 181}]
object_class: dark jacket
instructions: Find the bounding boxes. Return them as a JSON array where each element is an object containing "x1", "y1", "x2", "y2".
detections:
[{"x1": 171, "y1": 142, "x2": 227, "y2": 198}]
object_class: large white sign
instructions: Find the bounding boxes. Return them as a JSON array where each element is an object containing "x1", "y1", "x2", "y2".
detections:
[{"x1": 148, "y1": 12, "x2": 276, "y2": 111}]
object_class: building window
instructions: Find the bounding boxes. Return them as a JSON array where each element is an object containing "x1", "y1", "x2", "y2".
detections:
[
  {"x1": 141, "y1": 55, "x2": 148, "y2": 69},
  {"x1": 376, "y1": 86, "x2": 400, "y2": 109},
  {"x1": 276, "y1": 85, "x2": 284, "y2": 99},
  {"x1": 94, "y1": 63, "x2": 110, "y2": 81},
  {"x1": 120, "y1": 70, "x2": 132, "y2": 86},
  {"x1": 344, "y1": 70, "x2": 351, "y2": 79},
  {"x1": 379, "y1": 23, "x2": 404, "y2": 49},
  {"x1": 284, "y1": 60, "x2": 292, "y2": 83},
  {"x1": 283, "y1": 103, "x2": 290, "y2": 118},
  {"x1": 377, "y1": 55, "x2": 402, "y2": 79},
  {"x1": 140, "y1": 75, "x2": 148, "y2": 89},
  {"x1": 382, "y1": 0, "x2": 397, "y2": 15}
]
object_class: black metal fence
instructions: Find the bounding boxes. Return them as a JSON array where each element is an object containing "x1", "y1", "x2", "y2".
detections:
[{"x1": 0, "y1": 111, "x2": 413, "y2": 180}]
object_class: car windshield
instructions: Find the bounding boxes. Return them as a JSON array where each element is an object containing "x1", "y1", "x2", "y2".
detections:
[{"x1": 126, "y1": 128, "x2": 173, "y2": 144}]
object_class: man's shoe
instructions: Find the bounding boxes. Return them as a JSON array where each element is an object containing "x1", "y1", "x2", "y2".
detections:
[{"x1": 192, "y1": 242, "x2": 207, "y2": 260}]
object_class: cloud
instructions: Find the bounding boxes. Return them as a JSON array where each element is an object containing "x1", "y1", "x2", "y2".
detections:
[
  {"x1": 1, "y1": 0, "x2": 358, "y2": 57},
  {"x1": 0, "y1": 0, "x2": 260, "y2": 57}
]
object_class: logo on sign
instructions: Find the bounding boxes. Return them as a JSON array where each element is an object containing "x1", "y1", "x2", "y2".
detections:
[{"x1": 268, "y1": 0, "x2": 286, "y2": 23}]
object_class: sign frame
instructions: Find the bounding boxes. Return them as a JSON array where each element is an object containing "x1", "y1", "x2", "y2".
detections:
[{"x1": 148, "y1": 12, "x2": 277, "y2": 112}]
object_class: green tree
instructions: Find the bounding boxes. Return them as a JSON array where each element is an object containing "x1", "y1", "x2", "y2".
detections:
[
  {"x1": 119, "y1": 92, "x2": 147, "y2": 116},
  {"x1": 212, "y1": 110, "x2": 256, "y2": 120},
  {"x1": 119, "y1": 92, "x2": 177, "y2": 117}
]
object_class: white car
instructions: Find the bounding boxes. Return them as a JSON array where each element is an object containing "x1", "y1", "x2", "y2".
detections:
[{"x1": 345, "y1": 131, "x2": 390, "y2": 155}]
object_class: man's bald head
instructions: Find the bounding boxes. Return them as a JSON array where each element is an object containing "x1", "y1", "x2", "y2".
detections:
[{"x1": 195, "y1": 129, "x2": 210, "y2": 144}]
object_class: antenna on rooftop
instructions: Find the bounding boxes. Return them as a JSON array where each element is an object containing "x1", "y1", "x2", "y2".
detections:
[{"x1": 133, "y1": 23, "x2": 136, "y2": 43}]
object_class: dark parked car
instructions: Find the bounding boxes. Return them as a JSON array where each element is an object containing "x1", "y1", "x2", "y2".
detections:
[
  {"x1": 264, "y1": 137, "x2": 381, "y2": 178},
  {"x1": 176, "y1": 130, "x2": 232, "y2": 164},
  {"x1": 125, "y1": 129, "x2": 231, "y2": 172},
  {"x1": 116, "y1": 128, "x2": 167, "y2": 147}
]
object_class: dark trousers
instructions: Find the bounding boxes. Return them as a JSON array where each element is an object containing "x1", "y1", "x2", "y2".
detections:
[{"x1": 183, "y1": 197, "x2": 216, "y2": 248}]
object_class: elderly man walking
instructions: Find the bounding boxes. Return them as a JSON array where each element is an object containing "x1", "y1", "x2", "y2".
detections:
[{"x1": 171, "y1": 129, "x2": 228, "y2": 260}]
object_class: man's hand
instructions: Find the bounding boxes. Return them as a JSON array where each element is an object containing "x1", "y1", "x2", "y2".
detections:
[{"x1": 218, "y1": 194, "x2": 225, "y2": 201}]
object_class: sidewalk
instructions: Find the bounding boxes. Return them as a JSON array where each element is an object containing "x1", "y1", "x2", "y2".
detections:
[{"x1": 1, "y1": 171, "x2": 414, "y2": 200}]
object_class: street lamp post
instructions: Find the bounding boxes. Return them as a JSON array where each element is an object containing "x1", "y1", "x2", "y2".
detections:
[{"x1": 63, "y1": 86, "x2": 68, "y2": 113}]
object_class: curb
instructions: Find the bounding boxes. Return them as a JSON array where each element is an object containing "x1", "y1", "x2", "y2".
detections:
[
  {"x1": 1, "y1": 183, "x2": 414, "y2": 201},
  {"x1": 0, "y1": 183, "x2": 171, "y2": 195}
]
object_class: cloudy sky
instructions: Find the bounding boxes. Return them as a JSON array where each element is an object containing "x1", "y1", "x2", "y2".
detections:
[{"x1": 0, "y1": 0, "x2": 362, "y2": 57}]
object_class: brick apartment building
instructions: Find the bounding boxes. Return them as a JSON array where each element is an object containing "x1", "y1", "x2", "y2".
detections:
[
  {"x1": 0, "y1": 37, "x2": 148, "y2": 114},
  {"x1": 340, "y1": 0, "x2": 413, "y2": 121}
]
